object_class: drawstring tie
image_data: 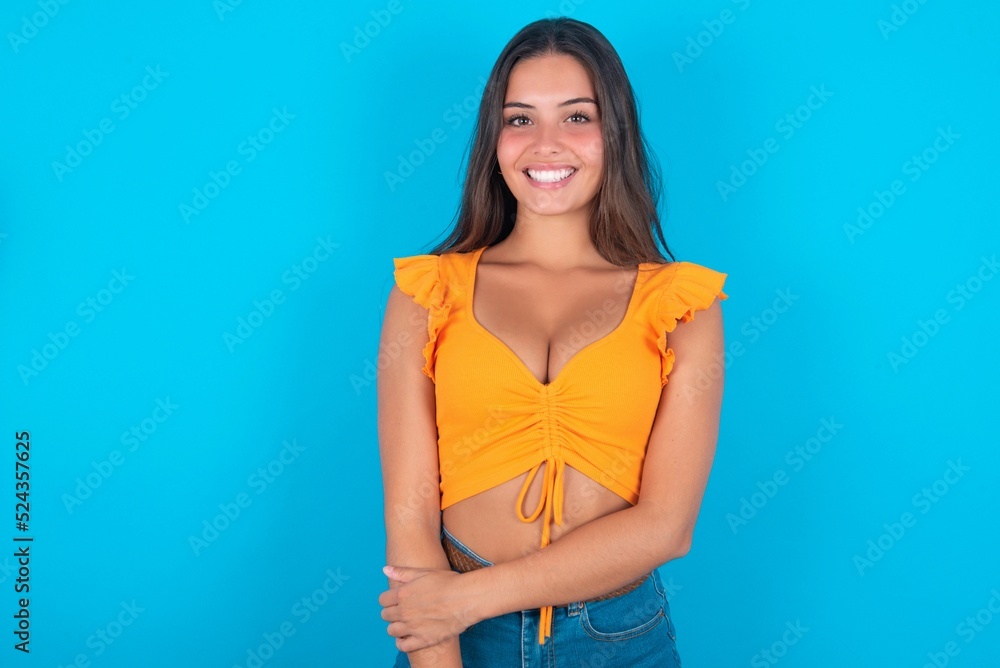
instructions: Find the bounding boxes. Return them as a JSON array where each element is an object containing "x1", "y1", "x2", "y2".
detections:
[{"x1": 516, "y1": 456, "x2": 565, "y2": 645}]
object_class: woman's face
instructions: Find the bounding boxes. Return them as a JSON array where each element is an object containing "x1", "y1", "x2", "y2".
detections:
[{"x1": 496, "y1": 53, "x2": 603, "y2": 219}]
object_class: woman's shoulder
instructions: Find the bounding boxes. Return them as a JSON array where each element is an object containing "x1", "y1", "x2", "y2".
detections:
[
  {"x1": 393, "y1": 246, "x2": 481, "y2": 265},
  {"x1": 642, "y1": 259, "x2": 728, "y2": 328},
  {"x1": 392, "y1": 247, "x2": 479, "y2": 307},
  {"x1": 641, "y1": 258, "x2": 727, "y2": 285}
]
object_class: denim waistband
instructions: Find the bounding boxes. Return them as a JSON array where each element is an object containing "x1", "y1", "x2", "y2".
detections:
[{"x1": 441, "y1": 523, "x2": 494, "y2": 567}]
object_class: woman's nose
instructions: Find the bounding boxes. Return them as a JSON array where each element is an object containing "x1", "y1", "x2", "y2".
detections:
[{"x1": 531, "y1": 121, "x2": 563, "y2": 154}]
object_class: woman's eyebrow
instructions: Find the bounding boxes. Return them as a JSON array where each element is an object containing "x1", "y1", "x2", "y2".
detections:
[{"x1": 502, "y1": 97, "x2": 598, "y2": 109}]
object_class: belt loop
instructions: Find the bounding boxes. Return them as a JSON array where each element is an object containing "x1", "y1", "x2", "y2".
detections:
[{"x1": 566, "y1": 600, "x2": 581, "y2": 617}]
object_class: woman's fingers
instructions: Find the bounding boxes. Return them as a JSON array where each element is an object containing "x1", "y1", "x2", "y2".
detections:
[{"x1": 377, "y1": 588, "x2": 397, "y2": 607}]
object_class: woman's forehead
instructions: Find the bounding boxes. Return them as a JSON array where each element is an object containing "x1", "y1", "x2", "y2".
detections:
[{"x1": 505, "y1": 55, "x2": 596, "y2": 103}]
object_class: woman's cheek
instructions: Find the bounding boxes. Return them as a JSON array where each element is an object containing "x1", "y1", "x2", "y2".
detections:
[{"x1": 577, "y1": 133, "x2": 604, "y2": 162}]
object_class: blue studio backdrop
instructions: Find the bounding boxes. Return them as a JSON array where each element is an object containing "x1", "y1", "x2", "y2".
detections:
[{"x1": 1, "y1": 1, "x2": 998, "y2": 666}]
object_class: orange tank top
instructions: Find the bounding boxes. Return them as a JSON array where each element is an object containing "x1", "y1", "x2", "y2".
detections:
[{"x1": 392, "y1": 245, "x2": 728, "y2": 644}]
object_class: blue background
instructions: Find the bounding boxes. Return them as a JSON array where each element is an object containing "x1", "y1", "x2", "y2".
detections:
[{"x1": 1, "y1": 0, "x2": 998, "y2": 666}]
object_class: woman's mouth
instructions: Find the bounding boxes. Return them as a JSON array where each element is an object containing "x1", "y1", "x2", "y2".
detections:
[{"x1": 524, "y1": 167, "x2": 577, "y2": 188}]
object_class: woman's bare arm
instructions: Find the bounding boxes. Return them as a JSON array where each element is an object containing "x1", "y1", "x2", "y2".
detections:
[{"x1": 378, "y1": 285, "x2": 462, "y2": 667}]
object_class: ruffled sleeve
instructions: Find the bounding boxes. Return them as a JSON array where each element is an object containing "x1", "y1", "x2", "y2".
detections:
[
  {"x1": 392, "y1": 254, "x2": 451, "y2": 383},
  {"x1": 655, "y1": 262, "x2": 729, "y2": 386}
]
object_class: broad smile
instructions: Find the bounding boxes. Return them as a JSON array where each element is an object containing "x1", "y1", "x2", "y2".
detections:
[{"x1": 524, "y1": 167, "x2": 578, "y2": 189}]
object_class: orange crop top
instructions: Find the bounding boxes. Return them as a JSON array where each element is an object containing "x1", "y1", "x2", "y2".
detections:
[{"x1": 392, "y1": 245, "x2": 728, "y2": 644}]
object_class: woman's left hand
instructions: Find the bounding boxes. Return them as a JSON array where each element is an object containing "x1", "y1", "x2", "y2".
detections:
[{"x1": 379, "y1": 565, "x2": 479, "y2": 652}]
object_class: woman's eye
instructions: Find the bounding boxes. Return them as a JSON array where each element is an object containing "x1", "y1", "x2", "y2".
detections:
[{"x1": 503, "y1": 112, "x2": 593, "y2": 127}]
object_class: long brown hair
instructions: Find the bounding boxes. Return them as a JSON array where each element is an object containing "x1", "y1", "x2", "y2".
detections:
[{"x1": 427, "y1": 17, "x2": 675, "y2": 267}]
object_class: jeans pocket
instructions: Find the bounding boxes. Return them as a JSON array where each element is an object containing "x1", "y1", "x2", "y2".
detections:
[
  {"x1": 579, "y1": 574, "x2": 665, "y2": 641},
  {"x1": 651, "y1": 569, "x2": 678, "y2": 642}
]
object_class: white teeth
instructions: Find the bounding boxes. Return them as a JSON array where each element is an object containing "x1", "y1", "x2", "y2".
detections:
[{"x1": 526, "y1": 167, "x2": 576, "y2": 183}]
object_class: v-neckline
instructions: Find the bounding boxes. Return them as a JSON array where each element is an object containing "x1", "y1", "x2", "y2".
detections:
[{"x1": 466, "y1": 246, "x2": 649, "y2": 388}]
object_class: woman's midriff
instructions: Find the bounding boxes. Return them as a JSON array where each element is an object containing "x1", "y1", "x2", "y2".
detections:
[{"x1": 440, "y1": 460, "x2": 632, "y2": 565}]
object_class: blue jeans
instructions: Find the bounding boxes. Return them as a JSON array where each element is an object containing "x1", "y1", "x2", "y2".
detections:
[{"x1": 393, "y1": 524, "x2": 682, "y2": 667}]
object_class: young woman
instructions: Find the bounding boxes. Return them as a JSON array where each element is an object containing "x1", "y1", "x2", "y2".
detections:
[{"x1": 377, "y1": 17, "x2": 728, "y2": 667}]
